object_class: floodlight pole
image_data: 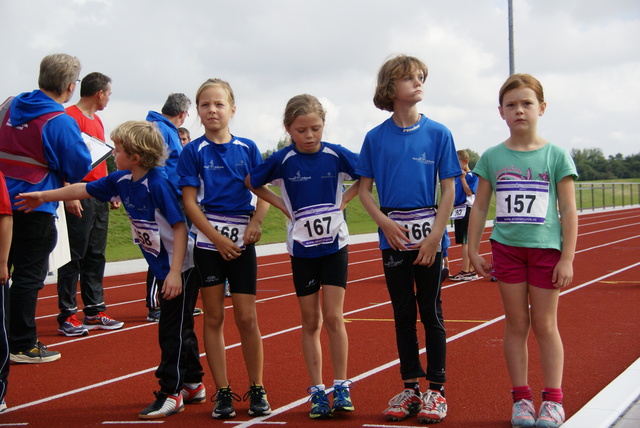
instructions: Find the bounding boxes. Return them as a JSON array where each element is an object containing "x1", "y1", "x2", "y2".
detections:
[{"x1": 508, "y1": 0, "x2": 515, "y2": 75}]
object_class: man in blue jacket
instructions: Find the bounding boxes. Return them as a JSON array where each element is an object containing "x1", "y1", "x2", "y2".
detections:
[
  {"x1": 144, "y1": 93, "x2": 193, "y2": 322},
  {"x1": 0, "y1": 53, "x2": 92, "y2": 363}
]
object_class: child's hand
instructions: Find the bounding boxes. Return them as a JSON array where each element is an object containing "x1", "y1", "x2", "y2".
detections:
[
  {"x1": 414, "y1": 234, "x2": 439, "y2": 266},
  {"x1": 244, "y1": 220, "x2": 262, "y2": 245},
  {"x1": 379, "y1": 216, "x2": 411, "y2": 251},
  {"x1": 14, "y1": 192, "x2": 45, "y2": 212},
  {"x1": 470, "y1": 253, "x2": 493, "y2": 278},
  {"x1": 213, "y1": 234, "x2": 243, "y2": 261},
  {"x1": 161, "y1": 271, "x2": 183, "y2": 300},
  {"x1": 552, "y1": 259, "x2": 573, "y2": 288}
]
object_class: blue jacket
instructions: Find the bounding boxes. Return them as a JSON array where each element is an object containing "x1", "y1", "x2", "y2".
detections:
[
  {"x1": 0, "y1": 90, "x2": 91, "y2": 214},
  {"x1": 146, "y1": 111, "x2": 182, "y2": 192}
]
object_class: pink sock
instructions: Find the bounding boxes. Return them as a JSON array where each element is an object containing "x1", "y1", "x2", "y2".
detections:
[
  {"x1": 512, "y1": 385, "x2": 533, "y2": 402},
  {"x1": 542, "y1": 387, "x2": 563, "y2": 404}
]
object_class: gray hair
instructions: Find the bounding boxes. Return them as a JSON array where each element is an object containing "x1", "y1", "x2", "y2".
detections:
[
  {"x1": 38, "y1": 53, "x2": 81, "y2": 96},
  {"x1": 161, "y1": 93, "x2": 191, "y2": 117}
]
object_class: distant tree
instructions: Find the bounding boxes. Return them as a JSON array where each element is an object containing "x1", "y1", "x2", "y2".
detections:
[
  {"x1": 262, "y1": 137, "x2": 291, "y2": 160},
  {"x1": 464, "y1": 148, "x2": 480, "y2": 170}
]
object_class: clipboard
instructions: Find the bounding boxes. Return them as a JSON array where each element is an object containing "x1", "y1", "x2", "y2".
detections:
[{"x1": 82, "y1": 132, "x2": 114, "y2": 169}]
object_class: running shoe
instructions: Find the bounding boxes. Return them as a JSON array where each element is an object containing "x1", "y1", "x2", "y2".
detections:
[
  {"x1": 212, "y1": 387, "x2": 240, "y2": 419},
  {"x1": 10, "y1": 340, "x2": 61, "y2": 363},
  {"x1": 58, "y1": 314, "x2": 89, "y2": 337},
  {"x1": 449, "y1": 271, "x2": 471, "y2": 281},
  {"x1": 332, "y1": 380, "x2": 354, "y2": 412},
  {"x1": 181, "y1": 383, "x2": 206, "y2": 404},
  {"x1": 147, "y1": 308, "x2": 161, "y2": 322},
  {"x1": 244, "y1": 384, "x2": 271, "y2": 416},
  {"x1": 382, "y1": 389, "x2": 422, "y2": 421},
  {"x1": 511, "y1": 399, "x2": 536, "y2": 427},
  {"x1": 0, "y1": 399, "x2": 6, "y2": 413},
  {"x1": 535, "y1": 401, "x2": 565, "y2": 428},
  {"x1": 83, "y1": 312, "x2": 124, "y2": 330},
  {"x1": 139, "y1": 391, "x2": 184, "y2": 419},
  {"x1": 193, "y1": 307, "x2": 204, "y2": 317},
  {"x1": 462, "y1": 272, "x2": 480, "y2": 280},
  {"x1": 417, "y1": 389, "x2": 448, "y2": 423},
  {"x1": 307, "y1": 386, "x2": 332, "y2": 419}
]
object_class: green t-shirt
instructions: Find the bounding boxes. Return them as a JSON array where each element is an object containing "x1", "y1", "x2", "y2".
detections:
[{"x1": 474, "y1": 142, "x2": 577, "y2": 250}]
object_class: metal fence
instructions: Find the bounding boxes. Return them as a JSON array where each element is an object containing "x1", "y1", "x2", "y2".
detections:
[{"x1": 575, "y1": 182, "x2": 640, "y2": 212}]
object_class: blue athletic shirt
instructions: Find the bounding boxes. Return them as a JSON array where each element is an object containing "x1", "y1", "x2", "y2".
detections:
[
  {"x1": 177, "y1": 135, "x2": 262, "y2": 215},
  {"x1": 86, "y1": 168, "x2": 193, "y2": 279},
  {"x1": 146, "y1": 111, "x2": 183, "y2": 192},
  {"x1": 250, "y1": 142, "x2": 359, "y2": 258},
  {"x1": 454, "y1": 171, "x2": 479, "y2": 206},
  {"x1": 355, "y1": 115, "x2": 460, "y2": 250}
]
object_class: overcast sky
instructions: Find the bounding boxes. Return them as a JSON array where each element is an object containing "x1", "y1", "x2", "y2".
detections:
[{"x1": 1, "y1": 0, "x2": 638, "y2": 158}]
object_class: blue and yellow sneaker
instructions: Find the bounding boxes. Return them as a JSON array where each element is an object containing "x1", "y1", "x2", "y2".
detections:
[
  {"x1": 332, "y1": 380, "x2": 354, "y2": 412},
  {"x1": 307, "y1": 386, "x2": 332, "y2": 419}
]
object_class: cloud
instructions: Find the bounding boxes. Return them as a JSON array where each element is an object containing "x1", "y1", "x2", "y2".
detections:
[{"x1": 0, "y1": 0, "x2": 638, "y2": 157}]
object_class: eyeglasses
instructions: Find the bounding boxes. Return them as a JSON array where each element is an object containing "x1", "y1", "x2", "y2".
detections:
[{"x1": 75, "y1": 79, "x2": 81, "y2": 84}]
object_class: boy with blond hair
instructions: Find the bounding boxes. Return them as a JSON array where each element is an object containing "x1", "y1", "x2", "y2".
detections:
[{"x1": 15, "y1": 120, "x2": 204, "y2": 420}]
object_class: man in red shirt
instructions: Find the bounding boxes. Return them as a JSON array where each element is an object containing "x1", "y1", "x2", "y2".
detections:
[{"x1": 57, "y1": 72, "x2": 124, "y2": 336}]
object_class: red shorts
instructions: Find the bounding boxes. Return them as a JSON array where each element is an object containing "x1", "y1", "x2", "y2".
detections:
[{"x1": 491, "y1": 240, "x2": 561, "y2": 289}]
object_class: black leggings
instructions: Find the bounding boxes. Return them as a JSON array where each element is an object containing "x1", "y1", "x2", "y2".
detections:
[{"x1": 381, "y1": 249, "x2": 446, "y2": 384}]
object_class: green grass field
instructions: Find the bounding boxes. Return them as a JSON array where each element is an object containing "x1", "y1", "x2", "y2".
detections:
[{"x1": 105, "y1": 180, "x2": 640, "y2": 262}]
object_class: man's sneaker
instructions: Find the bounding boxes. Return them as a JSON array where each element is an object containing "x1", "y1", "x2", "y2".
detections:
[
  {"x1": 511, "y1": 399, "x2": 536, "y2": 427},
  {"x1": 147, "y1": 309, "x2": 160, "y2": 322},
  {"x1": 0, "y1": 399, "x2": 6, "y2": 413},
  {"x1": 58, "y1": 314, "x2": 89, "y2": 337},
  {"x1": 535, "y1": 401, "x2": 565, "y2": 428},
  {"x1": 10, "y1": 341, "x2": 61, "y2": 363},
  {"x1": 417, "y1": 389, "x2": 448, "y2": 423},
  {"x1": 181, "y1": 383, "x2": 206, "y2": 404},
  {"x1": 244, "y1": 384, "x2": 271, "y2": 416},
  {"x1": 332, "y1": 380, "x2": 354, "y2": 412},
  {"x1": 83, "y1": 312, "x2": 124, "y2": 330},
  {"x1": 212, "y1": 387, "x2": 240, "y2": 419},
  {"x1": 193, "y1": 307, "x2": 204, "y2": 317},
  {"x1": 382, "y1": 389, "x2": 422, "y2": 421},
  {"x1": 307, "y1": 386, "x2": 332, "y2": 419},
  {"x1": 139, "y1": 391, "x2": 184, "y2": 419}
]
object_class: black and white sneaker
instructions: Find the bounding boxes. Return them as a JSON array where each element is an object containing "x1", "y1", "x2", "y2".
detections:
[
  {"x1": 212, "y1": 387, "x2": 240, "y2": 419},
  {"x1": 139, "y1": 391, "x2": 184, "y2": 419},
  {"x1": 244, "y1": 384, "x2": 271, "y2": 416}
]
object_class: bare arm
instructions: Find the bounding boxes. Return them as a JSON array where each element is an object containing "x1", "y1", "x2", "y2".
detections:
[
  {"x1": 358, "y1": 176, "x2": 410, "y2": 250},
  {"x1": 340, "y1": 180, "x2": 360, "y2": 210},
  {"x1": 0, "y1": 214, "x2": 12, "y2": 284},
  {"x1": 244, "y1": 196, "x2": 270, "y2": 245},
  {"x1": 14, "y1": 183, "x2": 91, "y2": 212},
  {"x1": 468, "y1": 177, "x2": 493, "y2": 277},
  {"x1": 161, "y1": 221, "x2": 187, "y2": 300},
  {"x1": 553, "y1": 176, "x2": 578, "y2": 288},
  {"x1": 245, "y1": 174, "x2": 290, "y2": 219}
]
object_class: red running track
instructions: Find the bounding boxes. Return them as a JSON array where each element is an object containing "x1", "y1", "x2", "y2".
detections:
[{"x1": 2, "y1": 208, "x2": 639, "y2": 427}]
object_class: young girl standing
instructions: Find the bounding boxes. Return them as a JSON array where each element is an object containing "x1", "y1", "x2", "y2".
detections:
[
  {"x1": 177, "y1": 78, "x2": 271, "y2": 420},
  {"x1": 468, "y1": 74, "x2": 578, "y2": 428},
  {"x1": 246, "y1": 94, "x2": 360, "y2": 419},
  {"x1": 356, "y1": 55, "x2": 459, "y2": 424}
]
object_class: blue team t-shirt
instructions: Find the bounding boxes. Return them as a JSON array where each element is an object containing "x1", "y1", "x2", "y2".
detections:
[
  {"x1": 250, "y1": 142, "x2": 359, "y2": 258},
  {"x1": 355, "y1": 115, "x2": 460, "y2": 250},
  {"x1": 177, "y1": 135, "x2": 262, "y2": 215},
  {"x1": 86, "y1": 168, "x2": 192, "y2": 279}
]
